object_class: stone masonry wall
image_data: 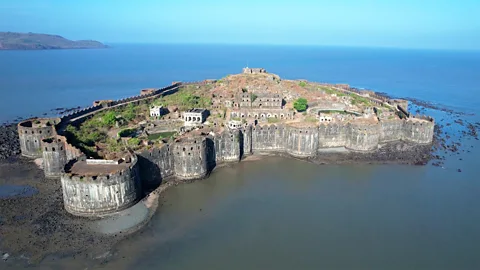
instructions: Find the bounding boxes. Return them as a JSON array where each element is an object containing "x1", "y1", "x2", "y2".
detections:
[
  {"x1": 138, "y1": 143, "x2": 175, "y2": 189},
  {"x1": 214, "y1": 129, "x2": 241, "y2": 162},
  {"x1": 379, "y1": 119, "x2": 404, "y2": 143},
  {"x1": 318, "y1": 123, "x2": 348, "y2": 148},
  {"x1": 286, "y1": 126, "x2": 319, "y2": 157},
  {"x1": 41, "y1": 138, "x2": 67, "y2": 178},
  {"x1": 173, "y1": 137, "x2": 208, "y2": 180},
  {"x1": 346, "y1": 123, "x2": 380, "y2": 151},
  {"x1": 251, "y1": 124, "x2": 286, "y2": 152},
  {"x1": 17, "y1": 119, "x2": 57, "y2": 158},
  {"x1": 61, "y1": 154, "x2": 141, "y2": 217}
]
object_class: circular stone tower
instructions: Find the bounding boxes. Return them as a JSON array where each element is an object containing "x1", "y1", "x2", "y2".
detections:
[
  {"x1": 173, "y1": 136, "x2": 207, "y2": 180},
  {"x1": 41, "y1": 137, "x2": 67, "y2": 178},
  {"x1": 17, "y1": 118, "x2": 58, "y2": 158},
  {"x1": 61, "y1": 153, "x2": 142, "y2": 217}
]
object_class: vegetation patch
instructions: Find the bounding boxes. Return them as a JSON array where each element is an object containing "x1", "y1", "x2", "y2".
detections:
[
  {"x1": 267, "y1": 117, "x2": 280, "y2": 123},
  {"x1": 155, "y1": 89, "x2": 211, "y2": 110},
  {"x1": 147, "y1": 131, "x2": 177, "y2": 141},
  {"x1": 118, "y1": 128, "x2": 137, "y2": 138}
]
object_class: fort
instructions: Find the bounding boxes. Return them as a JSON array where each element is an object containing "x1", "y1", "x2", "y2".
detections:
[{"x1": 16, "y1": 68, "x2": 435, "y2": 217}]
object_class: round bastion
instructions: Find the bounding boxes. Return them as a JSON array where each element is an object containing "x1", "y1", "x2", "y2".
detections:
[
  {"x1": 60, "y1": 152, "x2": 142, "y2": 217},
  {"x1": 17, "y1": 118, "x2": 59, "y2": 158},
  {"x1": 173, "y1": 136, "x2": 208, "y2": 180}
]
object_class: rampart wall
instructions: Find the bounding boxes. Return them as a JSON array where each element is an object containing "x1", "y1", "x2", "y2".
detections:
[
  {"x1": 346, "y1": 123, "x2": 380, "y2": 151},
  {"x1": 137, "y1": 143, "x2": 175, "y2": 189}
]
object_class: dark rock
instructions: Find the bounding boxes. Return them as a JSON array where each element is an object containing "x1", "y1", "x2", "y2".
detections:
[{"x1": 0, "y1": 124, "x2": 20, "y2": 159}]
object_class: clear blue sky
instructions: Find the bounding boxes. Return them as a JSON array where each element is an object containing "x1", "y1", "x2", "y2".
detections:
[{"x1": 1, "y1": 0, "x2": 479, "y2": 50}]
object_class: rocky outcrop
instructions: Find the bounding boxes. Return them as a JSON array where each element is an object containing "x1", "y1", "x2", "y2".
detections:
[{"x1": 0, "y1": 124, "x2": 20, "y2": 159}]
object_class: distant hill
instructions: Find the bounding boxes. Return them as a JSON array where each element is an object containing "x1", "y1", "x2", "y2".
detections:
[{"x1": 0, "y1": 32, "x2": 108, "y2": 50}]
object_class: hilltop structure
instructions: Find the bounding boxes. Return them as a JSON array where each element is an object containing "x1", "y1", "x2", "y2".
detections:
[{"x1": 17, "y1": 68, "x2": 435, "y2": 217}]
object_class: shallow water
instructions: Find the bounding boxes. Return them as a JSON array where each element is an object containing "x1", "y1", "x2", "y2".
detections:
[{"x1": 90, "y1": 200, "x2": 150, "y2": 235}]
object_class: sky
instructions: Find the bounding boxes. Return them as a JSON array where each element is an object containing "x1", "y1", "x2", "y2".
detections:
[{"x1": 0, "y1": 0, "x2": 479, "y2": 50}]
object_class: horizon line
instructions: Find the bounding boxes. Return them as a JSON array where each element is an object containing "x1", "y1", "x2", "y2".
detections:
[{"x1": 101, "y1": 42, "x2": 480, "y2": 52}]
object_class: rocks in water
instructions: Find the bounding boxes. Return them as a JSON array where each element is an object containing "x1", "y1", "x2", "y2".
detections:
[
  {"x1": 0, "y1": 124, "x2": 20, "y2": 159},
  {"x1": 457, "y1": 169, "x2": 462, "y2": 173}
]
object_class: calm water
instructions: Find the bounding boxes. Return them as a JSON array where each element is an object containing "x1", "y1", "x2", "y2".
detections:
[
  {"x1": 0, "y1": 45, "x2": 479, "y2": 122},
  {"x1": 1, "y1": 45, "x2": 480, "y2": 269}
]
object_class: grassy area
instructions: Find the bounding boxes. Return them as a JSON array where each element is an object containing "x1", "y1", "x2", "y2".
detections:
[
  {"x1": 154, "y1": 89, "x2": 211, "y2": 110},
  {"x1": 267, "y1": 117, "x2": 280, "y2": 123},
  {"x1": 320, "y1": 86, "x2": 346, "y2": 97},
  {"x1": 298, "y1": 81, "x2": 307, "y2": 87},
  {"x1": 147, "y1": 131, "x2": 177, "y2": 141},
  {"x1": 349, "y1": 94, "x2": 372, "y2": 106},
  {"x1": 319, "y1": 110, "x2": 350, "y2": 115},
  {"x1": 65, "y1": 124, "x2": 107, "y2": 158},
  {"x1": 305, "y1": 116, "x2": 318, "y2": 123}
]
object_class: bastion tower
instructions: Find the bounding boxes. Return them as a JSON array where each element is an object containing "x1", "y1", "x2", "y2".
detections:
[
  {"x1": 173, "y1": 136, "x2": 208, "y2": 180},
  {"x1": 41, "y1": 137, "x2": 67, "y2": 178},
  {"x1": 17, "y1": 118, "x2": 59, "y2": 158}
]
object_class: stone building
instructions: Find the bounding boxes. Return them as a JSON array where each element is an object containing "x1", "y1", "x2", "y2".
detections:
[
  {"x1": 150, "y1": 105, "x2": 164, "y2": 117},
  {"x1": 239, "y1": 93, "x2": 252, "y2": 107},
  {"x1": 242, "y1": 67, "x2": 267, "y2": 74},
  {"x1": 183, "y1": 108, "x2": 209, "y2": 127},
  {"x1": 251, "y1": 93, "x2": 282, "y2": 108}
]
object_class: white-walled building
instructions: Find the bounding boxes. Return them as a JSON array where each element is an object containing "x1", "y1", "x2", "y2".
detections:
[
  {"x1": 150, "y1": 105, "x2": 163, "y2": 117},
  {"x1": 183, "y1": 108, "x2": 209, "y2": 127}
]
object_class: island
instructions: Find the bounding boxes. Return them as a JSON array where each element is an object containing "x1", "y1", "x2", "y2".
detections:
[
  {"x1": 0, "y1": 32, "x2": 108, "y2": 50},
  {"x1": 15, "y1": 68, "x2": 435, "y2": 217}
]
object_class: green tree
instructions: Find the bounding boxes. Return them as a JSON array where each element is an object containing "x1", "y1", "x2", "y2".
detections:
[{"x1": 293, "y1": 98, "x2": 308, "y2": 112}]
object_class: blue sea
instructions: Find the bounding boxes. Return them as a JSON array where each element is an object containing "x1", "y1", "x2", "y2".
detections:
[
  {"x1": 0, "y1": 45, "x2": 479, "y2": 123},
  {"x1": 2, "y1": 45, "x2": 480, "y2": 269}
]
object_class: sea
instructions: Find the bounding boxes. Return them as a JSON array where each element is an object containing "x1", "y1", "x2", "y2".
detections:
[{"x1": 1, "y1": 44, "x2": 480, "y2": 269}]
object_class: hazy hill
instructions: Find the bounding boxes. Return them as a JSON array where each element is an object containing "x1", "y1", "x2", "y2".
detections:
[{"x1": 0, "y1": 32, "x2": 108, "y2": 50}]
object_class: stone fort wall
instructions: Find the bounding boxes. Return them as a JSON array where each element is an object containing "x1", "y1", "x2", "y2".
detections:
[
  {"x1": 60, "y1": 153, "x2": 142, "y2": 217},
  {"x1": 16, "y1": 79, "x2": 435, "y2": 217}
]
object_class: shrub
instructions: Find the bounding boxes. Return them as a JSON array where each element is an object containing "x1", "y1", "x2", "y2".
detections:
[
  {"x1": 102, "y1": 111, "x2": 116, "y2": 126},
  {"x1": 299, "y1": 81, "x2": 307, "y2": 87},
  {"x1": 127, "y1": 138, "x2": 141, "y2": 146},
  {"x1": 294, "y1": 98, "x2": 308, "y2": 112}
]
